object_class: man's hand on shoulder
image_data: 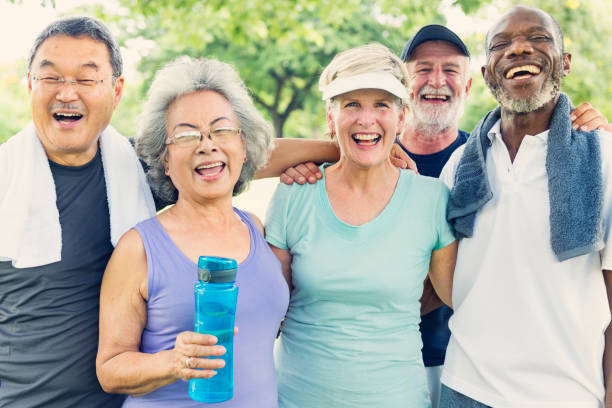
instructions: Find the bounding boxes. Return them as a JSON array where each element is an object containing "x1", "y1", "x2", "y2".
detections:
[
  {"x1": 279, "y1": 162, "x2": 322, "y2": 185},
  {"x1": 571, "y1": 102, "x2": 612, "y2": 132},
  {"x1": 390, "y1": 144, "x2": 419, "y2": 174}
]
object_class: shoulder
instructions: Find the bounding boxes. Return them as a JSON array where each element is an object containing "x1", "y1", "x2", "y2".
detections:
[
  {"x1": 439, "y1": 144, "x2": 466, "y2": 189},
  {"x1": 399, "y1": 171, "x2": 449, "y2": 198},
  {"x1": 457, "y1": 129, "x2": 470, "y2": 144}
]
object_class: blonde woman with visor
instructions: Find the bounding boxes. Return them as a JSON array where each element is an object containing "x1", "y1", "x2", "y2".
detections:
[{"x1": 265, "y1": 43, "x2": 457, "y2": 407}]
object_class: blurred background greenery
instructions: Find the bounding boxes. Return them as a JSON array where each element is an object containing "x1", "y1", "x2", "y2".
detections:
[{"x1": 1, "y1": 0, "x2": 611, "y2": 144}]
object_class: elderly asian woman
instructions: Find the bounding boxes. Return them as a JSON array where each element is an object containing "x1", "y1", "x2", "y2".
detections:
[
  {"x1": 265, "y1": 43, "x2": 458, "y2": 407},
  {"x1": 96, "y1": 58, "x2": 289, "y2": 407}
]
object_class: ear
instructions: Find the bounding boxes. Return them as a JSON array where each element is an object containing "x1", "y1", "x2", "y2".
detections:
[
  {"x1": 163, "y1": 156, "x2": 170, "y2": 176},
  {"x1": 326, "y1": 105, "x2": 336, "y2": 135},
  {"x1": 464, "y1": 76, "x2": 473, "y2": 97},
  {"x1": 562, "y1": 52, "x2": 571, "y2": 77},
  {"x1": 397, "y1": 106, "x2": 407, "y2": 135},
  {"x1": 112, "y1": 76, "x2": 125, "y2": 110},
  {"x1": 27, "y1": 72, "x2": 33, "y2": 95},
  {"x1": 481, "y1": 65, "x2": 486, "y2": 81}
]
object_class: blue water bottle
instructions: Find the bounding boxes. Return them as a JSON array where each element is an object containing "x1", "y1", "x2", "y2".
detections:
[{"x1": 188, "y1": 256, "x2": 239, "y2": 403}]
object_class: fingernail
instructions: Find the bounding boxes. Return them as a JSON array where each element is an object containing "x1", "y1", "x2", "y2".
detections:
[
  {"x1": 316, "y1": 173, "x2": 322, "y2": 179},
  {"x1": 298, "y1": 177, "x2": 305, "y2": 183},
  {"x1": 308, "y1": 176, "x2": 315, "y2": 183},
  {"x1": 570, "y1": 115, "x2": 576, "y2": 120},
  {"x1": 572, "y1": 124, "x2": 578, "y2": 130},
  {"x1": 581, "y1": 125, "x2": 588, "y2": 131}
]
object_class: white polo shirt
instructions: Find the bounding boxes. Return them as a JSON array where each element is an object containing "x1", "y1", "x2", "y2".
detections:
[{"x1": 439, "y1": 120, "x2": 612, "y2": 408}]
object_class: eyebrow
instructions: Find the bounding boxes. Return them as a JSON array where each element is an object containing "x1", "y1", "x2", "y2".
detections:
[
  {"x1": 413, "y1": 61, "x2": 462, "y2": 69},
  {"x1": 37, "y1": 60, "x2": 101, "y2": 71},
  {"x1": 490, "y1": 26, "x2": 551, "y2": 42},
  {"x1": 172, "y1": 116, "x2": 233, "y2": 132}
]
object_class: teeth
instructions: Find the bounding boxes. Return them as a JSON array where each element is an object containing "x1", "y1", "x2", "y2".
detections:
[
  {"x1": 196, "y1": 162, "x2": 223, "y2": 170},
  {"x1": 56, "y1": 113, "x2": 81, "y2": 117},
  {"x1": 353, "y1": 134, "x2": 378, "y2": 141},
  {"x1": 506, "y1": 65, "x2": 541, "y2": 79},
  {"x1": 423, "y1": 94, "x2": 449, "y2": 100}
]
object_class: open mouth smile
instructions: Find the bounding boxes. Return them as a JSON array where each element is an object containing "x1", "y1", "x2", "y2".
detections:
[
  {"x1": 53, "y1": 111, "x2": 84, "y2": 125},
  {"x1": 195, "y1": 161, "x2": 226, "y2": 179},
  {"x1": 421, "y1": 94, "x2": 450, "y2": 102},
  {"x1": 504, "y1": 64, "x2": 542, "y2": 80},
  {"x1": 352, "y1": 133, "x2": 381, "y2": 147}
]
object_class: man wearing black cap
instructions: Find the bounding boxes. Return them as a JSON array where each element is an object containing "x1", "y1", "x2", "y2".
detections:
[{"x1": 396, "y1": 24, "x2": 472, "y2": 408}]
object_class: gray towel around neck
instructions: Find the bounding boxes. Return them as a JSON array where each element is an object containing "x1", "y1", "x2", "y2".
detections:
[{"x1": 447, "y1": 93, "x2": 603, "y2": 261}]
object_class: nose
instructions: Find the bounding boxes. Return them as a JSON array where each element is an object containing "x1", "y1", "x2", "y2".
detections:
[
  {"x1": 505, "y1": 38, "x2": 534, "y2": 57},
  {"x1": 357, "y1": 106, "x2": 376, "y2": 127},
  {"x1": 55, "y1": 80, "x2": 79, "y2": 102},
  {"x1": 427, "y1": 67, "x2": 445, "y2": 88},
  {"x1": 195, "y1": 133, "x2": 218, "y2": 153}
]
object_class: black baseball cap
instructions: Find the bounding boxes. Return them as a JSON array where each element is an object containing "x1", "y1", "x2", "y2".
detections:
[{"x1": 400, "y1": 24, "x2": 470, "y2": 62}]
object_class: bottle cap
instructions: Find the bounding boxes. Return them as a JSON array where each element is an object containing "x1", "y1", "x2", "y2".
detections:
[{"x1": 197, "y1": 256, "x2": 237, "y2": 283}]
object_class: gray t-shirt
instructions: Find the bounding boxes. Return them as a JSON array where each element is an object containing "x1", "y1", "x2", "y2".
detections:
[{"x1": 0, "y1": 149, "x2": 124, "y2": 407}]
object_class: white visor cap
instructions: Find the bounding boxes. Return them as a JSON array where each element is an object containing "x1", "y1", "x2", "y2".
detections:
[{"x1": 321, "y1": 71, "x2": 408, "y2": 101}]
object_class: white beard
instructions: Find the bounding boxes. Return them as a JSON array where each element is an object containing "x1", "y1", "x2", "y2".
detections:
[{"x1": 408, "y1": 85, "x2": 465, "y2": 136}]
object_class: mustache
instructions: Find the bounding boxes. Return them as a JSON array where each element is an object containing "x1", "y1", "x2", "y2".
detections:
[
  {"x1": 48, "y1": 103, "x2": 86, "y2": 113},
  {"x1": 418, "y1": 85, "x2": 453, "y2": 98}
]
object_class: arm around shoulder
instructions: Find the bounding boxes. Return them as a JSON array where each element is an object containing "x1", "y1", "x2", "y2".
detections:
[{"x1": 255, "y1": 138, "x2": 339, "y2": 179}]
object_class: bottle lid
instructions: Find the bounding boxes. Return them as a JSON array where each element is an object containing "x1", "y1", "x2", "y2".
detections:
[{"x1": 197, "y1": 256, "x2": 237, "y2": 283}]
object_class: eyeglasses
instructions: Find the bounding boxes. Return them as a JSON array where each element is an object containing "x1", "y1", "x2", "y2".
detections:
[
  {"x1": 30, "y1": 75, "x2": 109, "y2": 92},
  {"x1": 165, "y1": 127, "x2": 242, "y2": 147}
]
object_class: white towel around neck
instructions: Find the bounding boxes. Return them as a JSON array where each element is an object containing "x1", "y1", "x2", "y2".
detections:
[{"x1": 0, "y1": 123, "x2": 156, "y2": 268}]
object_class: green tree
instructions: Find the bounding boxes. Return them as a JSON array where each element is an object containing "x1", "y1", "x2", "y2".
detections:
[{"x1": 106, "y1": 0, "x2": 463, "y2": 138}]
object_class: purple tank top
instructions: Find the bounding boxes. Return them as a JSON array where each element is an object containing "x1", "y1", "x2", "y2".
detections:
[{"x1": 123, "y1": 208, "x2": 289, "y2": 408}]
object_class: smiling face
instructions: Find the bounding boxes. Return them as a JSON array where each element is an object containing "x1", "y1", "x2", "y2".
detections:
[
  {"x1": 405, "y1": 41, "x2": 471, "y2": 133},
  {"x1": 28, "y1": 35, "x2": 123, "y2": 166},
  {"x1": 328, "y1": 88, "x2": 405, "y2": 170},
  {"x1": 164, "y1": 90, "x2": 246, "y2": 203},
  {"x1": 482, "y1": 6, "x2": 571, "y2": 114}
]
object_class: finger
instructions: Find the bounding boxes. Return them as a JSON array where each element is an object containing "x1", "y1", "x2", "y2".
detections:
[
  {"x1": 234, "y1": 326, "x2": 239, "y2": 335},
  {"x1": 279, "y1": 173, "x2": 294, "y2": 185},
  {"x1": 284, "y1": 168, "x2": 307, "y2": 185},
  {"x1": 176, "y1": 331, "x2": 219, "y2": 347},
  {"x1": 189, "y1": 356, "x2": 226, "y2": 370},
  {"x1": 390, "y1": 156, "x2": 408, "y2": 169},
  {"x1": 569, "y1": 102, "x2": 592, "y2": 121},
  {"x1": 578, "y1": 117, "x2": 608, "y2": 132},
  {"x1": 571, "y1": 108, "x2": 602, "y2": 130},
  {"x1": 406, "y1": 157, "x2": 419, "y2": 174},
  {"x1": 303, "y1": 162, "x2": 322, "y2": 182},
  {"x1": 294, "y1": 163, "x2": 318, "y2": 184}
]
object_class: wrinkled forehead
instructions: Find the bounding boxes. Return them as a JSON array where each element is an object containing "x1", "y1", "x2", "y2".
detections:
[{"x1": 487, "y1": 7, "x2": 557, "y2": 47}]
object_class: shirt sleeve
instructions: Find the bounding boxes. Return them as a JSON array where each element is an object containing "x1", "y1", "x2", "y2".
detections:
[
  {"x1": 599, "y1": 131, "x2": 612, "y2": 270},
  {"x1": 434, "y1": 182, "x2": 456, "y2": 250},
  {"x1": 439, "y1": 144, "x2": 465, "y2": 190},
  {"x1": 264, "y1": 182, "x2": 292, "y2": 250}
]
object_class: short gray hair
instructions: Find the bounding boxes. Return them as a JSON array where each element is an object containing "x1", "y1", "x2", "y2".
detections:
[
  {"x1": 136, "y1": 57, "x2": 273, "y2": 204},
  {"x1": 28, "y1": 16, "x2": 122, "y2": 80}
]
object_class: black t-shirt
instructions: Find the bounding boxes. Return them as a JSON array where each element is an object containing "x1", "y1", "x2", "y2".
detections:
[
  {"x1": 0, "y1": 149, "x2": 124, "y2": 407},
  {"x1": 395, "y1": 129, "x2": 469, "y2": 367}
]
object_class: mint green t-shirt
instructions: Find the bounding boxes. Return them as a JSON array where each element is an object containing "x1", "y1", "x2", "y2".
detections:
[{"x1": 265, "y1": 165, "x2": 455, "y2": 408}]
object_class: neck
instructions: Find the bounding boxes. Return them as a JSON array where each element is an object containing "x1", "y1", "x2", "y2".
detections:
[
  {"x1": 500, "y1": 96, "x2": 558, "y2": 162},
  {"x1": 169, "y1": 195, "x2": 237, "y2": 229},
  {"x1": 327, "y1": 158, "x2": 399, "y2": 192},
  {"x1": 398, "y1": 125, "x2": 459, "y2": 155}
]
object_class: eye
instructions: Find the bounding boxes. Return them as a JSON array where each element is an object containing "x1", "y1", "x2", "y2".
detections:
[
  {"x1": 211, "y1": 127, "x2": 240, "y2": 138},
  {"x1": 76, "y1": 79, "x2": 97, "y2": 86},
  {"x1": 344, "y1": 101, "x2": 359, "y2": 108},
  {"x1": 489, "y1": 41, "x2": 509, "y2": 51},
  {"x1": 417, "y1": 68, "x2": 432, "y2": 74},
  {"x1": 444, "y1": 69, "x2": 458, "y2": 74},
  {"x1": 172, "y1": 131, "x2": 201, "y2": 145},
  {"x1": 529, "y1": 34, "x2": 550, "y2": 42},
  {"x1": 375, "y1": 102, "x2": 390, "y2": 108},
  {"x1": 39, "y1": 76, "x2": 61, "y2": 84}
]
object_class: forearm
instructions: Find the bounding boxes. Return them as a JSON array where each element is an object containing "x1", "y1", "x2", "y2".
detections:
[
  {"x1": 97, "y1": 350, "x2": 177, "y2": 396},
  {"x1": 255, "y1": 138, "x2": 339, "y2": 179}
]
